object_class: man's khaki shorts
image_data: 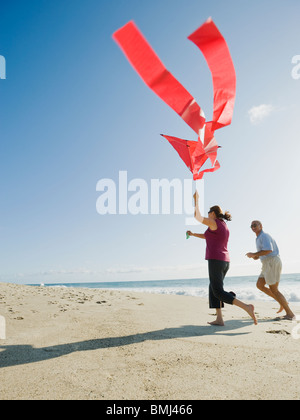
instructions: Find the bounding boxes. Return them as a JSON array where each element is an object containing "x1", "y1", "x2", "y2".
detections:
[{"x1": 260, "y1": 256, "x2": 282, "y2": 286}]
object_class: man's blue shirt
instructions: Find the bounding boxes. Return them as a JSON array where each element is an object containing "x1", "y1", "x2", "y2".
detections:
[{"x1": 256, "y1": 230, "x2": 279, "y2": 260}]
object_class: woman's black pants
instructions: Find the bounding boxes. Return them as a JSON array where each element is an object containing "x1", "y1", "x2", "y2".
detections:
[{"x1": 208, "y1": 259, "x2": 235, "y2": 309}]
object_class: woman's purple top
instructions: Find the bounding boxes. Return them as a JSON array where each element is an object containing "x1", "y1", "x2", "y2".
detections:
[{"x1": 204, "y1": 218, "x2": 230, "y2": 262}]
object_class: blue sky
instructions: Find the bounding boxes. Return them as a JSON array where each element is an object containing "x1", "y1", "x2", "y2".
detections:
[{"x1": 1, "y1": 0, "x2": 300, "y2": 284}]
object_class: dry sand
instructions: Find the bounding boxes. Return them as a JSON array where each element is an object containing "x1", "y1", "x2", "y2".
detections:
[{"x1": 0, "y1": 282, "x2": 299, "y2": 400}]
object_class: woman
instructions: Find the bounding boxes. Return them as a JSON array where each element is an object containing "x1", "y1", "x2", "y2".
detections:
[{"x1": 187, "y1": 192, "x2": 257, "y2": 326}]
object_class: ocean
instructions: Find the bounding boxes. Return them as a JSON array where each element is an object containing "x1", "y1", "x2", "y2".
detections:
[{"x1": 32, "y1": 273, "x2": 300, "y2": 304}]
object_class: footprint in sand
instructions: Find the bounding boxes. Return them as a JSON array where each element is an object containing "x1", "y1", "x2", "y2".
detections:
[{"x1": 266, "y1": 329, "x2": 290, "y2": 336}]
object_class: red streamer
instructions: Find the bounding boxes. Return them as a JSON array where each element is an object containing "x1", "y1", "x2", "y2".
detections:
[{"x1": 113, "y1": 18, "x2": 236, "y2": 180}]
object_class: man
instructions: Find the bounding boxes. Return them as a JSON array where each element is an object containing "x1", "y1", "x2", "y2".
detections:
[{"x1": 246, "y1": 221, "x2": 295, "y2": 320}]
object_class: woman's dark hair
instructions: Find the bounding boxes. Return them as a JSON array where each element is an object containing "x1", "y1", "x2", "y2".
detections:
[{"x1": 209, "y1": 205, "x2": 232, "y2": 222}]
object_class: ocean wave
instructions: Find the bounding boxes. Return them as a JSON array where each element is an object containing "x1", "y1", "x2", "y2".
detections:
[
  {"x1": 35, "y1": 274, "x2": 300, "y2": 304},
  {"x1": 119, "y1": 285, "x2": 300, "y2": 303}
]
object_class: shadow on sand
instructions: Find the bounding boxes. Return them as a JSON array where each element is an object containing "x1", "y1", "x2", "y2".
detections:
[{"x1": 0, "y1": 319, "x2": 272, "y2": 369}]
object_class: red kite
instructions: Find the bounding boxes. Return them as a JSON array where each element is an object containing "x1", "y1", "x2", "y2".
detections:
[{"x1": 113, "y1": 18, "x2": 236, "y2": 179}]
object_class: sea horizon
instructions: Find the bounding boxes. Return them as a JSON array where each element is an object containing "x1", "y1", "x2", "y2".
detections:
[{"x1": 26, "y1": 273, "x2": 300, "y2": 304}]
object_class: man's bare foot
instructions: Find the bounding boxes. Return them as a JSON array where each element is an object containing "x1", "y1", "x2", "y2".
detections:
[
  {"x1": 246, "y1": 304, "x2": 258, "y2": 325},
  {"x1": 277, "y1": 305, "x2": 284, "y2": 314},
  {"x1": 283, "y1": 314, "x2": 295, "y2": 321},
  {"x1": 208, "y1": 320, "x2": 225, "y2": 327}
]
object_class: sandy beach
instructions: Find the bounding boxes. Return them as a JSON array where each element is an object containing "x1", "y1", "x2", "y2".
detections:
[{"x1": 0, "y1": 282, "x2": 299, "y2": 400}]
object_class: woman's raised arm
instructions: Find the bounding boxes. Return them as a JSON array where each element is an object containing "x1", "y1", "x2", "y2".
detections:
[{"x1": 194, "y1": 192, "x2": 217, "y2": 231}]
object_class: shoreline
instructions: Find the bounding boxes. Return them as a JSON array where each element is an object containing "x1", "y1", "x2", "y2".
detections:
[
  {"x1": 0, "y1": 282, "x2": 299, "y2": 400},
  {"x1": 19, "y1": 272, "x2": 300, "y2": 306}
]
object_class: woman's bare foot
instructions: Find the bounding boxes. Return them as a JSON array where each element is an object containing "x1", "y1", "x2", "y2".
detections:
[
  {"x1": 246, "y1": 304, "x2": 258, "y2": 325},
  {"x1": 208, "y1": 320, "x2": 225, "y2": 327},
  {"x1": 233, "y1": 299, "x2": 258, "y2": 325}
]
